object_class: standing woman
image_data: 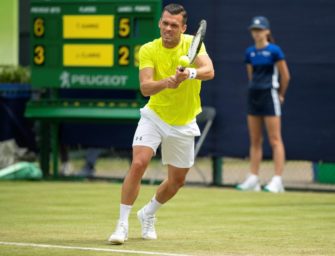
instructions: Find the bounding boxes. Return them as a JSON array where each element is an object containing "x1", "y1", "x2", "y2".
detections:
[{"x1": 237, "y1": 16, "x2": 290, "y2": 193}]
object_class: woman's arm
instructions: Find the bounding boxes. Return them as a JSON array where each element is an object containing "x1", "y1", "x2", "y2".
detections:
[
  {"x1": 276, "y1": 60, "x2": 291, "y2": 103},
  {"x1": 246, "y1": 64, "x2": 253, "y2": 81}
]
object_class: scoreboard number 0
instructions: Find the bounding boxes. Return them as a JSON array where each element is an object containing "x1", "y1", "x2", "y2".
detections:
[{"x1": 134, "y1": 45, "x2": 141, "y2": 67}]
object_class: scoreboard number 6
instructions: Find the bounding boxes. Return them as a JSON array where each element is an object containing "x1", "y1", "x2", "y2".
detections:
[{"x1": 34, "y1": 17, "x2": 45, "y2": 38}]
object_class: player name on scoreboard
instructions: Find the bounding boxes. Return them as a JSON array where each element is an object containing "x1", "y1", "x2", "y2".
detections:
[
  {"x1": 63, "y1": 44, "x2": 114, "y2": 67},
  {"x1": 63, "y1": 15, "x2": 115, "y2": 39},
  {"x1": 30, "y1": 0, "x2": 161, "y2": 89}
]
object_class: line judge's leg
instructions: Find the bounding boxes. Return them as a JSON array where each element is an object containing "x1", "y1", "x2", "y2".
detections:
[
  {"x1": 264, "y1": 116, "x2": 285, "y2": 176},
  {"x1": 263, "y1": 116, "x2": 286, "y2": 193},
  {"x1": 236, "y1": 115, "x2": 263, "y2": 191},
  {"x1": 248, "y1": 115, "x2": 264, "y2": 175}
]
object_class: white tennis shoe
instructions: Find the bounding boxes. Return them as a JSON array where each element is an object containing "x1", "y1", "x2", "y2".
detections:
[
  {"x1": 137, "y1": 208, "x2": 157, "y2": 240},
  {"x1": 264, "y1": 176, "x2": 285, "y2": 193},
  {"x1": 236, "y1": 174, "x2": 261, "y2": 191},
  {"x1": 108, "y1": 221, "x2": 128, "y2": 245}
]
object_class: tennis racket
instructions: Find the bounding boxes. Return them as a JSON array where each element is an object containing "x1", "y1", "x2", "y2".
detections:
[{"x1": 179, "y1": 19, "x2": 207, "y2": 71}]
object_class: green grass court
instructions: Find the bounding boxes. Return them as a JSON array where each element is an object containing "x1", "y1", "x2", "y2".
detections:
[{"x1": 0, "y1": 181, "x2": 334, "y2": 256}]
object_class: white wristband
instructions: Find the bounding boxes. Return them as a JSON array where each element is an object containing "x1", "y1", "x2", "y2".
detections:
[{"x1": 186, "y1": 68, "x2": 197, "y2": 79}]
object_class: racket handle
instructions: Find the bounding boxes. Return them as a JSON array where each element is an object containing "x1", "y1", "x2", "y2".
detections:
[{"x1": 179, "y1": 67, "x2": 185, "y2": 72}]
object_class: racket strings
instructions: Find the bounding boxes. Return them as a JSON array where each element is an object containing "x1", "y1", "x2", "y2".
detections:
[
  {"x1": 187, "y1": 20, "x2": 206, "y2": 64},
  {"x1": 188, "y1": 34, "x2": 201, "y2": 63}
]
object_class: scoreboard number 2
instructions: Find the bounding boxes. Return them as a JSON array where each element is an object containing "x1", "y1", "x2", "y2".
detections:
[{"x1": 118, "y1": 46, "x2": 130, "y2": 66}]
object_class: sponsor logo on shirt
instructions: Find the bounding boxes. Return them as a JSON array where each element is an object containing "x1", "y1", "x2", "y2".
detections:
[
  {"x1": 261, "y1": 51, "x2": 271, "y2": 57},
  {"x1": 251, "y1": 50, "x2": 271, "y2": 58}
]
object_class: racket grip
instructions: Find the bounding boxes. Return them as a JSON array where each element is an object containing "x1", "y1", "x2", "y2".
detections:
[{"x1": 179, "y1": 67, "x2": 185, "y2": 72}]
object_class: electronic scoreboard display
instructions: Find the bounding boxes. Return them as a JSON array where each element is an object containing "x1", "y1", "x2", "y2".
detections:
[{"x1": 30, "y1": 0, "x2": 161, "y2": 89}]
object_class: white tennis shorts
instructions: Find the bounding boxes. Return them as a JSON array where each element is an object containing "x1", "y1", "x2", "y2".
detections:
[{"x1": 132, "y1": 107, "x2": 200, "y2": 168}]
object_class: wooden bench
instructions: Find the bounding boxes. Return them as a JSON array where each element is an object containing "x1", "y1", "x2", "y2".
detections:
[{"x1": 25, "y1": 98, "x2": 145, "y2": 177}]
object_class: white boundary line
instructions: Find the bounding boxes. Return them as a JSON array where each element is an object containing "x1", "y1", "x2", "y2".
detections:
[{"x1": 0, "y1": 241, "x2": 191, "y2": 256}]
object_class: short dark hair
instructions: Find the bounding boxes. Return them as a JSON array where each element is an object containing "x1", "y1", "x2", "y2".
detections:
[{"x1": 163, "y1": 3, "x2": 187, "y2": 24}]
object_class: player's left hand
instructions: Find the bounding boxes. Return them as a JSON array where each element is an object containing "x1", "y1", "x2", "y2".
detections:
[{"x1": 175, "y1": 68, "x2": 189, "y2": 83}]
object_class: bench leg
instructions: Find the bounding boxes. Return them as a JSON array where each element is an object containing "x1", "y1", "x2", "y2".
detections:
[
  {"x1": 212, "y1": 156, "x2": 223, "y2": 186},
  {"x1": 51, "y1": 122, "x2": 59, "y2": 178},
  {"x1": 40, "y1": 122, "x2": 50, "y2": 177}
]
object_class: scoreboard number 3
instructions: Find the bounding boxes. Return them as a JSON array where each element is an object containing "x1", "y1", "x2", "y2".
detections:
[{"x1": 34, "y1": 45, "x2": 45, "y2": 65}]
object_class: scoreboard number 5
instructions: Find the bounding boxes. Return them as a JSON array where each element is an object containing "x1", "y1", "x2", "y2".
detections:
[{"x1": 119, "y1": 18, "x2": 130, "y2": 38}]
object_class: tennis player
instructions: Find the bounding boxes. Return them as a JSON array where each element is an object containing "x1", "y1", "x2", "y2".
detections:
[
  {"x1": 237, "y1": 16, "x2": 290, "y2": 193},
  {"x1": 108, "y1": 3, "x2": 214, "y2": 244}
]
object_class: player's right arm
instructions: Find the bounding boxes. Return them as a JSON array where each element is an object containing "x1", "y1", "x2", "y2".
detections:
[
  {"x1": 140, "y1": 67, "x2": 180, "y2": 97},
  {"x1": 139, "y1": 43, "x2": 180, "y2": 97}
]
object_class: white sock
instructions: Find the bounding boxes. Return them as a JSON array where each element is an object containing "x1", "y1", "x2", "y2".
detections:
[
  {"x1": 272, "y1": 175, "x2": 282, "y2": 182},
  {"x1": 119, "y1": 204, "x2": 132, "y2": 224},
  {"x1": 143, "y1": 195, "x2": 162, "y2": 216},
  {"x1": 248, "y1": 173, "x2": 259, "y2": 181}
]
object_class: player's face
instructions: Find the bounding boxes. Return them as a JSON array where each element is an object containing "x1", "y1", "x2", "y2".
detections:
[
  {"x1": 251, "y1": 28, "x2": 269, "y2": 43},
  {"x1": 159, "y1": 11, "x2": 187, "y2": 48}
]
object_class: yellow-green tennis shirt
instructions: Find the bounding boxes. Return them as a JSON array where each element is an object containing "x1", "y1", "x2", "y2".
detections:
[{"x1": 139, "y1": 34, "x2": 207, "y2": 126}]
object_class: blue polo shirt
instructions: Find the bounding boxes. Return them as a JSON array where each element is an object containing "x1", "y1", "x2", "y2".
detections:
[{"x1": 245, "y1": 43, "x2": 285, "y2": 90}]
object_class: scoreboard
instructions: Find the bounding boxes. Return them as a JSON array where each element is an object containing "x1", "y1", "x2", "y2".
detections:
[{"x1": 30, "y1": 0, "x2": 161, "y2": 89}]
